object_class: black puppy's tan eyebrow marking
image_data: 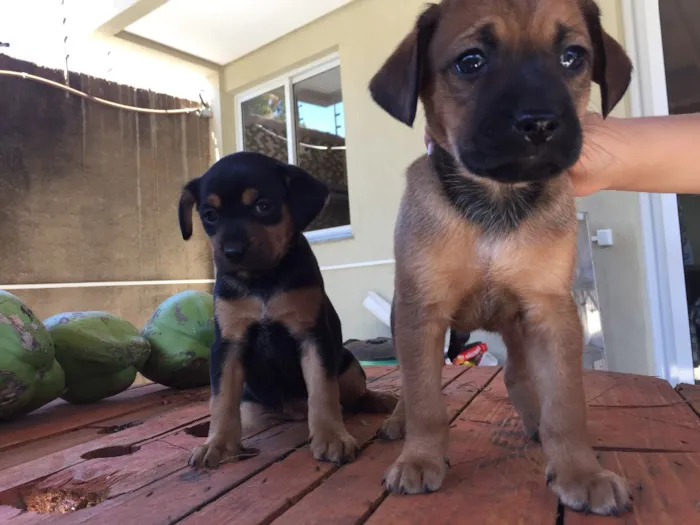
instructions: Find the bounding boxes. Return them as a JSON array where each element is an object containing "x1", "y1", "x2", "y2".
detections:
[
  {"x1": 207, "y1": 194, "x2": 221, "y2": 208},
  {"x1": 241, "y1": 188, "x2": 258, "y2": 206}
]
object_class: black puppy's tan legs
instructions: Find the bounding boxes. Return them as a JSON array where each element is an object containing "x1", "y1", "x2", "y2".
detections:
[
  {"x1": 501, "y1": 322, "x2": 541, "y2": 441},
  {"x1": 189, "y1": 342, "x2": 245, "y2": 468},
  {"x1": 524, "y1": 293, "x2": 631, "y2": 515},
  {"x1": 301, "y1": 341, "x2": 358, "y2": 464},
  {"x1": 383, "y1": 301, "x2": 449, "y2": 494}
]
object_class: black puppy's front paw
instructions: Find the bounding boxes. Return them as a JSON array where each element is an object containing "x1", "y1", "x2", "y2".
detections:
[
  {"x1": 189, "y1": 443, "x2": 226, "y2": 469},
  {"x1": 189, "y1": 439, "x2": 254, "y2": 469},
  {"x1": 310, "y1": 428, "x2": 358, "y2": 464}
]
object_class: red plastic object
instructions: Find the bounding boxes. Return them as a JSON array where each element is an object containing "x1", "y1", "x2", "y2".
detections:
[{"x1": 451, "y1": 342, "x2": 488, "y2": 366}]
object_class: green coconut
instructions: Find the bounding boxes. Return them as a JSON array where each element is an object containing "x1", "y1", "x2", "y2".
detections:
[
  {"x1": 19, "y1": 359, "x2": 66, "y2": 415},
  {"x1": 140, "y1": 290, "x2": 214, "y2": 389},
  {"x1": 0, "y1": 291, "x2": 62, "y2": 419},
  {"x1": 61, "y1": 366, "x2": 138, "y2": 404},
  {"x1": 44, "y1": 311, "x2": 151, "y2": 403}
]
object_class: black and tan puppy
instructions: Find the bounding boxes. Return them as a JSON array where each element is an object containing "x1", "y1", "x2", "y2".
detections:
[
  {"x1": 179, "y1": 152, "x2": 396, "y2": 468},
  {"x1": 370, "y1": 0, "x2": 633, "y2": 516}
]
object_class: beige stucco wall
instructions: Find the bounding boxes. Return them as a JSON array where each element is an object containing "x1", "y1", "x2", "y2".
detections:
[
  {"x1": 576, "y1": 0, "x2": 655, "y2": 376},
  {"x1": 220, "y1": 0, "x2": 656, "y2": 375}
]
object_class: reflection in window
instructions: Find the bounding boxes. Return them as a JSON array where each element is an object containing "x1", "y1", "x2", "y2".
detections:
[
  {"x1": 293, "y1": 67, "x2": 349, "y2": 231},
  {"x1": 238, "y1": 64, "x2": 350, "y2": 233},
  {"x1": 241, "y1": 86, "x2": 288, "y2": 163}
]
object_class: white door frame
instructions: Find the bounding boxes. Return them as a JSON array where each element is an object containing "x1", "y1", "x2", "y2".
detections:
[{"x1": 621, "y1": 0, "x2": 694, "y2": 385}]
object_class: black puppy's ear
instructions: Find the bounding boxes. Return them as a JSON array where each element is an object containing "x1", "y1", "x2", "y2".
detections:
[
  {"x1": 178, "y1": 178, "x2": 200, "y2": 241},
  {"x1": 285, "y1": 165, "x2": 330, "y2": 232},
  {"x1": 369, "y1": 4, "x2": 440, "y2": 127},
  {"x1": 581, "y1": 0, "x2": 633, "y2": 118}
]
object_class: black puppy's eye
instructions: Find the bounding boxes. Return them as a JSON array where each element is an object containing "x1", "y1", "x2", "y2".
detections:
[
  {"x1": 454, "y1": 49, "x2": 488, "y2": 76},
  {"x1": 253, "y1": 199, "x2": 274, "y2": 217},
  {"x1": 560, "y1": 46, "x2": 587, "y2": 71},
  {"x1": 203, "y1": 209, "x2": 218, "y2": 224}
]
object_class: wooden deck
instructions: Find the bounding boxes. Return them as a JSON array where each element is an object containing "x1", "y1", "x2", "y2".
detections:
[{"x1": 2, "y1": 366, "x2": 700, "y2": 524}]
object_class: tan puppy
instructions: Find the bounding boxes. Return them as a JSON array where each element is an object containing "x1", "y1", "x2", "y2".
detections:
[{"x1": 369, "y1": 0, "x2": 633, "y2": 516}]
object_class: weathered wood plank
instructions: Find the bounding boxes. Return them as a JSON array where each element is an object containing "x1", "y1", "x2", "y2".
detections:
[
  {"x1": 365, "y1": 370, "x2": 557, "y2": 525},
  {"x1": 583, "y1": 372, "x2": 700, "y2": 452},
  {"x1": 89, "y1": 371, "x2": 408, "y2": 525},
  {"x1": 0, "y1": 394, "x2": 206, "y2": 471},
  {"x1": 11, "y1": 368, "x2": 695, "y2": 525},
  {"x1": 75, "y1": 367, "x2": 414, "y2": 524},
  {"x1": 0, "y1": 400, "x2": 210, "y2": 493},
  {"x1": 0, "y1": 384, "x2": 201, "y2": 453},
  {"x1": 270, "y1": 367, "x2": 502, "y2": 525},
  {"x1": 565, "y1": 452, "x2": 700, "y2": 524},
  {"x1": 180, "y1": 413, "x2": 390, "y2": 525},
  {"x1": 0, "y1": 367, "x2": 405, "y2": 525}
]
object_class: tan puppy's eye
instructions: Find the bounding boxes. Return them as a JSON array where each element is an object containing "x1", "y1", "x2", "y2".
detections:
[
  {"x1": 454, "y1": 49, "x2": 488, "y2": 76},
  {"x1": 560, "y1": 46, "x2": 588, "y2": 72}
]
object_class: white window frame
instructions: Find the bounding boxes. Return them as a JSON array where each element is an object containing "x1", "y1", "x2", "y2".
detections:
[
  {"x1": 621, "y1": 0, "x2": 694, "y2": 385},
  {"x1": 234, "y1": 53, "x2": 353, "y2": 244}
]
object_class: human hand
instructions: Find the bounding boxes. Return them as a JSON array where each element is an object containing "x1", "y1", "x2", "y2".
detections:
[{"x1": 568, "y1": 112, "x2": 623, "y2": 197}]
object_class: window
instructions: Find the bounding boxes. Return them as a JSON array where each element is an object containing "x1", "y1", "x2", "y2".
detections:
[{"x1": 237, "y1": 56, "x2": 350, "y2": 241}]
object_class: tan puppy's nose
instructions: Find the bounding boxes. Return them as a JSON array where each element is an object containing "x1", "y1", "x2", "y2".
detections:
[{"x1": 513, "y1": 112, "x2": 560, "y2": 145}]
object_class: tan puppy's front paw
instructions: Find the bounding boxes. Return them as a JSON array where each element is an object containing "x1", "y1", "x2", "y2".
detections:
[
  {"x1": 547, "y1": 465, "x2": 632, "y2": 516},
  {"x1": 383, "y1": 450, "x2": 449, "y2": 494},
  {"x1": 310, "y1": 428, "x2": 358, "y2": 464}
]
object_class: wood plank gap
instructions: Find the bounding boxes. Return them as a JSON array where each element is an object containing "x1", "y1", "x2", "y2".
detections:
[
  {"x1": 592, "y1": 446, "x2": 695, "y2": 454},
  {"x1": 356, "y1": 493, "x2": 390, "y2": 525},
  {"x1": 447, "y1": 366, "x2": 502, "y2": 424},
  {"x1": 676, "y1": 383, "x2": 700, "y2": 420},
  {"x1": 436, "y1": 365, "x2": 470, "y2": 391},
  {"x1": 366, "y1": 367, "x2": 399, "y2": 384},
  {"x1": 555, "y1": 502, "x2": 565, "y2": 525}
]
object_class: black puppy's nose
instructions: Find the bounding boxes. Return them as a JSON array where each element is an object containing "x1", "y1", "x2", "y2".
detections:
[
  {"x1": 513, "y1": 112, "x2": 560, "y2": 146},
  {"x1": 222, "y1": 241, "x2": 247, "y2": 261}
]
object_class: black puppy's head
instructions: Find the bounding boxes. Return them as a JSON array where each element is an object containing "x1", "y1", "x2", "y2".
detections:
[
  {"x1": 370, "y1": 0, "x2": 633, "y2": 184},
  {"x1": 179, "y1": 152, "x2": 329, "y2": 276}
]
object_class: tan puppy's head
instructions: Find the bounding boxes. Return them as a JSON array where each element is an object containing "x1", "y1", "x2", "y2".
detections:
[{"x1": 370, "y1": 0, "x2": 632, "y2": 184}]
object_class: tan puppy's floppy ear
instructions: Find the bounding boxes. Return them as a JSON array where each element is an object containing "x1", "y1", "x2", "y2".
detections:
[
  {"x1": 581, "y1": 0, "x2": 633, "y2": 118},
  {"x1": 178, "y1": 178, "x2": 200, "y2": 241},
  {"x1": 369, "y1": 4, "x2": 441, "y2": 127}
]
